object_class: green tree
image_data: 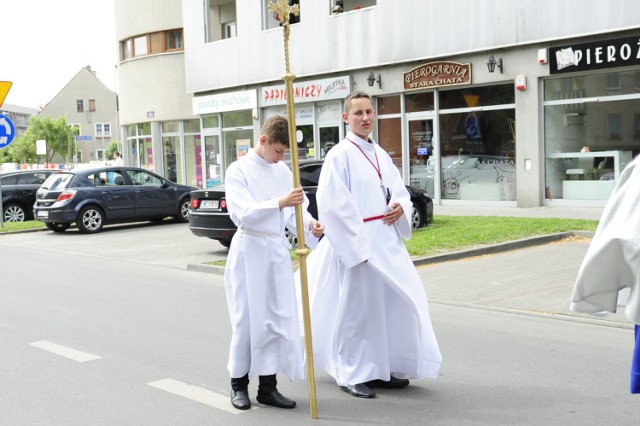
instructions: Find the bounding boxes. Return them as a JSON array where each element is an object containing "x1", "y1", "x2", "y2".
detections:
[
  {"x1": 12, "y1": 116, "x2": 74, "y2": 164},
  {"x1": 106, "y1": 140, "x2": 119, "y2": 160}
]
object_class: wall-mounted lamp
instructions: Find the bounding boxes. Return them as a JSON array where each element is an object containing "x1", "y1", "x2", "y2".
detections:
[
  {"x1": 367, "y1": 71, "x2": 382, "y2": 88},
  {"x1": 486, "y1": 55, "x2": 503, "y2": 74}
]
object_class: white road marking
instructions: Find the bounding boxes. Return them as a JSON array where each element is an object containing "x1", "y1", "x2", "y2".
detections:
[
  {"x1": 29, "y1": 340, "x2": 102, "y2": 362},
  {"x1": 148, "y1": 378, "x2": 257, "y2": 414}
]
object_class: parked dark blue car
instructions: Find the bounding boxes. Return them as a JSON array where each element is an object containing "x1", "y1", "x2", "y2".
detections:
[{"x1": 34, "y1": 166, "x2": 197, "y2": 233}]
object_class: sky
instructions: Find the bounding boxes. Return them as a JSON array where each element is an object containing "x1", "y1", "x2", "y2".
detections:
[{"x1": 2, "y1": 0, "x2": 117, "y2": 110}]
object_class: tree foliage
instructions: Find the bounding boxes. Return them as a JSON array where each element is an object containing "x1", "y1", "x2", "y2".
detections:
[{"x1": 9, "y1": 116, "x2": 75, "y2": 164}]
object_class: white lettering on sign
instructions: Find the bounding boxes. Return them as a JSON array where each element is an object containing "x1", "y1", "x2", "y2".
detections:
[
  {"x1": 192, "y1": 90, "x2": 257, "y2": 115},
  {"x1": 572, "y1": 39, "x2": 640, "y2": 67}
]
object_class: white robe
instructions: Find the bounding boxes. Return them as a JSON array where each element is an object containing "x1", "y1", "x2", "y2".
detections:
[
  {"x1": 302, "y1": 132, "x2": 442, "y2": 386},
  {"x1": 224, "y1": 150, "x2": 319, "y2": 380},
  {"x1": 570, "y1": 154, "x2": 640, "y2": 324}
]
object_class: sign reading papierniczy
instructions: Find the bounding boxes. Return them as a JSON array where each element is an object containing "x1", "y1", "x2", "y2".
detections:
[
  {"x1": 550, "y1": 35, "x2": 640, "y2": 74},
  {"x1": 261, "y1": 76, "x2": 351, "y2": 107},
  {"x1": 404, "y1": 61, "x2": 471, "y2": 90}
]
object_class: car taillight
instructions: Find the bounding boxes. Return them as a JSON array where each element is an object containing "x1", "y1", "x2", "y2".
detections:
[
  {"x1": 220, "y1": 199, "x2": 227, "y2": 209},
  {"x1": 57, "y1": 189, "x2": 77, "y2": 202},
  {"x1": 190, "y1": 199, "x2": 200, "y2": 208}
]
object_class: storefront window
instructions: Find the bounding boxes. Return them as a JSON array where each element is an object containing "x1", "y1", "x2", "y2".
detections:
[
  {"x1": 184, "y1": 134, "x2": 202, "y2": 187},
  {"x1": 222, "y1": 111, "x2": 253, "y2": 173},
  {"x1": 377, "y1": 95, "x2": 401, "y2": 115},
  {"x1": 127, "y1": 124, "x2": 153, "y2": 170},
  {"x1": 439, "y1": 109, "x2": 516, "y2": 201},
  {"x1": 163, "y1": 136, "x2": 182, "y2": 183},
  {"x1": 544, "y1": 71, "x2": 640, "y2": 201},
  {"x1": 319, "y1": 126, "x2": 340, "y2": 158},
  {"x1": 405, "y1": 92, "x2": 434, "y2": 113},
  {"x1": 408, "y1": 119, "x2": 434, "y2": 193},
  {"x1": 202, "y1": 115, "x2": 219, "y2": 128},
  {"x1": 440, "y1": 84, "x2": 514, "y2": 109},
  {"x1": 378, "y1": 117, "x2": 403, "y2": 175}
]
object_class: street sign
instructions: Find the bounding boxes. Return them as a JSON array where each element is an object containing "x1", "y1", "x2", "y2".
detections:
[
  {"x1": 0, "y1": 81, "x2": 12, "y2": 108},
  {"x1": 0, "y1": 113, "x2": 16, "y2": 148},
  {"x1": 76, "y1": 135, "x2": 92, "y2": 141}
]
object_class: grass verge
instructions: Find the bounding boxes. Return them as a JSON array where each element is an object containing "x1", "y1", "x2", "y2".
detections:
[
  {"x1": 206, "y1": 215, "x2": 599, "y2": 266},
  {"x1": 0, "y1": 220, "x2": 46, "y2": 233}
]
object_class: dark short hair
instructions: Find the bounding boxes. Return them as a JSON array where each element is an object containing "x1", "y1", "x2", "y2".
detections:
[{"x1": 261, "y1": 115, "x2": 289, "y2": 145}]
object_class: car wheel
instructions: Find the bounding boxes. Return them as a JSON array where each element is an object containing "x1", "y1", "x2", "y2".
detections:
[
  {"x1": 411, "y1": 202, "x2": 423, "y2": 229},
  {"x1": 3, "y1": 203, "x2": 26, "y2": 222},
  {"x1": 176, "y1": 198, "x2": 190, "y2": 223},
  {"x1": 218, "y1": 239, "x2": 231, "y2": 248},
  {"x1": 77, "y1": 206, "x2": 105, "y2": 234},
  {"x1": 45, "y1": 222, "x2": 70, "y2": 233}
]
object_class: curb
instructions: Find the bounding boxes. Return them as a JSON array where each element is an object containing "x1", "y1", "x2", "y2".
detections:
[{"x1": 187, "y1": 230, "x2": 595, "y2": 274}]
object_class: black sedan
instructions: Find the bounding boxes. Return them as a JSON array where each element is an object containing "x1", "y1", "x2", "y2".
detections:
[
  {"x1": 188, "y1": 159, "x2": 433, "y2": 248},
  {"x1": 33, "y1": 166, "x2": 197, "y2": 233},
  {"x1": 1, "y1": 169, "x2": 61, "y2": 222}
]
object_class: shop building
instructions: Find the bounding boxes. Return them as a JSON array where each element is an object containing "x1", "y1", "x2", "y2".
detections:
[{"x1": 116, "y1": 0, "x2": 640, "y2": 207}]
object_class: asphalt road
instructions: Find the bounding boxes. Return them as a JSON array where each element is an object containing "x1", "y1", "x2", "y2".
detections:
[{"x1": 1, "y1": 222, "x2": 638, "y2": 425}]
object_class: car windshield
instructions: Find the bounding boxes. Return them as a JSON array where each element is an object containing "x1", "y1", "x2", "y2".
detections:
[{"x1": 41, "y1": 172, "x2": 74, "y2": 190}]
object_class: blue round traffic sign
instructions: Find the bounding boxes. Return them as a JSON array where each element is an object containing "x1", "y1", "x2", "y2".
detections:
[{"x1": 0, "y1": 113, "x2": 16, "y2": 148}]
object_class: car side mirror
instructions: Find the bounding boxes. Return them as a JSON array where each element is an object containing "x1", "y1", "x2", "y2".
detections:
[{"x1": 161, "y1": 181, "x2": 170, "y2": 188}]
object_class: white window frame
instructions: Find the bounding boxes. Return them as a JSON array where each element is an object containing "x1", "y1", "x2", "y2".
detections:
[{"x1": 95, "y1": 122, "x2": 112, "y2": 138}]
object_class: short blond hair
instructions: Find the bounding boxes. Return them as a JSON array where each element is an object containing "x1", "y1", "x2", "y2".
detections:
[
  {"x1": 261, "y1": 115, "x2": 289, "y2": 145},
  {"x1": 344, "y1": 91, "x2": 372, "y2": 114}
]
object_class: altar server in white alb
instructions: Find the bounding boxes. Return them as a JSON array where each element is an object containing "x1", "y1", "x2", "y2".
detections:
[
  {"x1": 224, "y1": 115, "x2": 324, "y2": 410},
  {"x1": 304, "y1": 91, "x2": 442, "y2": 399},
  {"x1": 570, "y1": 153, "x2": 640, "y2": 394}
]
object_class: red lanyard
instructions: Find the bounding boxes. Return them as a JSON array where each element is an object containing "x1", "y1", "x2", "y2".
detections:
[{"x1": 347, "y1": 138, "x2": 382, "y2": 180}]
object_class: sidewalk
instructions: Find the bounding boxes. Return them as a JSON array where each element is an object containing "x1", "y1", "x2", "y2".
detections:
[{"x1": 190, "y1": 205, "x2": 628, "y2": 327}]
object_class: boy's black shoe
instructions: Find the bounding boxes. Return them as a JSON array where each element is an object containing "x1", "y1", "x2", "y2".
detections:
[
  {"x1": 256, "y1": 390, "x2": 296, "y2": 408},
  {"x1": 230, "y1": 389, "x2": 251, "y2": 410},
  {"x1": 365, "y1": 376, "x2": 410, "y2": 388}
]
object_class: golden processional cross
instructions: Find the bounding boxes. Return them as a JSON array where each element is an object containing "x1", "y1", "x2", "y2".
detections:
[{"x1": 267, "y1": 0, "x2": 318, "y2": 419}]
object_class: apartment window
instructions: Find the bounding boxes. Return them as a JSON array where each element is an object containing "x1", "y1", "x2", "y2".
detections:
[
  {"x1": 166, "y1": 30, "x2": 183, "y2": 50},
  {"x1": 88, "y1": 99, "x2": 96, "y2": 112},
  {"x1": 121, "y1": 29, "x2": 184, "y2": 61},
  {"x1": 330, "y1": 0, "x2": 376, "y2": 14},
  {"x1": 77, "y1": 100, "x2": 84, "y2": 113},
  {"x1": 95, "y1": 122, "x2": 112, "y2": 138},
  {"x1": 134, "y1": 35, "x2": 148, "y2": 56},
  {"x1": 122, "y1": 39, "x2": 133, "y2": 60},
  {"x1": 263, "y1": 0, "x2": 300, "y2": 30},
  {"x1": 205, "y1": 0, "x2": 237, "y2": 42},
  {"x1": 96, "y1": 149, "x2": 106, "y2": 161}
]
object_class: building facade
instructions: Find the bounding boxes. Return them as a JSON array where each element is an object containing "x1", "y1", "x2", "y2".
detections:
[
  {"x1": 0, "y1": 103, "x2": 37, "y2": 139},
  {"x1": 115, "y1": 0, "x2": 640, "y2": 207},
  {"x1": 38, "y1": 66, "x2": 117, "y2": 164}
]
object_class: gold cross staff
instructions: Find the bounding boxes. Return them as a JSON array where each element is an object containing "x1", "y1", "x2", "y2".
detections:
[{"x1": 267, "y1": 0, "x2": 318, "y2": 419}]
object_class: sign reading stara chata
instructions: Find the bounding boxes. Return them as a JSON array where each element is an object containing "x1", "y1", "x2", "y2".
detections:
[{"x1": 403, "y1": 61, "x2": 471, "y2": 90}]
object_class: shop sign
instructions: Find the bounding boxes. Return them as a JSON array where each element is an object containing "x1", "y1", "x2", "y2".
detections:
[
  {"x1": 261, "y1": 76, "x2": 351, "y2": 107},
  {"x1": 550, "y1": 35, "x2": 640, "y2": 74},
  {"x1": 403, "y1": 61, "x2": 471, "y2": 90},
  {"x1": 192, "y1": 90, "x2": 257, "y2": 115}
]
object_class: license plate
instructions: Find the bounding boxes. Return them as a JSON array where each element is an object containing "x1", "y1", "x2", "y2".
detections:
[
  {"x1": 200, "y1": 200, "x2": 219, "y2": 209},
  {"x1": 36, "y1": 210, "x2": 49, "y2": 219}
]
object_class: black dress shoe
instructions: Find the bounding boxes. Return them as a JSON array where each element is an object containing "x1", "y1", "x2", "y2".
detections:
[
  {"x1": 256, "y1": 390, "x2": 296, "y2": 408},
  {"x1": 339, "y1": 383, "x2": 376, "y2": 398},
  {"x1": 366, "y1": 376, "x2": 410, "y2": 389},
  {"x1": 230, "y1": 389, "x2": 251, "y2": 410}
]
